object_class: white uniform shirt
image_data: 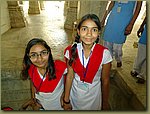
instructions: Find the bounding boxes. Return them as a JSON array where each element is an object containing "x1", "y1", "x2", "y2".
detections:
[
  {"x1": 64, "y1": 43, "x2": 112, "y2": 110},
  {"x1": 35, "y1": 69, "x2": 67, "y2": 110}
]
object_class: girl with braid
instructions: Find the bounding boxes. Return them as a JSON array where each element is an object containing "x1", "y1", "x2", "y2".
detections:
[{"x1": 62, "y1": 14, "x2": 113, "y2": 110}]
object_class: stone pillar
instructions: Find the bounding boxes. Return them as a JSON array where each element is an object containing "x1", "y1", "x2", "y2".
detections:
[
  {"x1": 7, "y1": 1, "x2": 26, "y2": 28},
  {"x1": 64, "y1": 1, "x2": 78, "y2": 30},
  {"x1": 77, "y1": 1, "x2": 107, "y2": 21},
  {"x1": 19, "y1": 1, "x2": 23, "y2": 5},
  {"x1": 64, "y1": 1, "x2": 69, "y2": 16},
  {"x1": 39, "y1": 1, "x2": 45, "y2": 10},
  {"x1": 28, "y1": 1, "x2": 40, "y2": 14}
]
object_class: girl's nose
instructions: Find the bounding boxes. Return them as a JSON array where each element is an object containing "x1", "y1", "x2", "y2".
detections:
[
  {"x1": 87, "y1": 28, "x2": 92, "y2": 35},
  {"x1": 36, "y1": 55, "x2": 43, "y2": 61}
]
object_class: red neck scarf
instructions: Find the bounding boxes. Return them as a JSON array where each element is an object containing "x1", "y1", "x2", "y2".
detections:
[
  {"x1": 64, "y1": 44, "x2": 106, "y2": 83},
  {"x1": 28, "y1": 60, "x2": 66, "y2": 92}
]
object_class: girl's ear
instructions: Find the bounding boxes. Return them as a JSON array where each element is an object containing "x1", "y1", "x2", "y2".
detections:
[{"x1": 99, "y1": 31, "x2": 101, "y2": 35}]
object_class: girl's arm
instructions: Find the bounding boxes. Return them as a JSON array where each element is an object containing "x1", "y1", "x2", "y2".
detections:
[
  {"x1": 30, "y1": 81, "x2": 36, "y2": 99},
  {"x1": 30, "y1": 80, "x2": 43, "y2": 109},
  {"x1": 101, "y1": 62, "x2": 111, "y2": 110},
  {"x1": 63, "y1": 60, "x2": 74, "y2": 110}
]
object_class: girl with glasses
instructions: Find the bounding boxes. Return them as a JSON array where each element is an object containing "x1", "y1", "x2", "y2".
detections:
[{"x1": 21, "y1": 38, "x2": 67, "y2": 110}]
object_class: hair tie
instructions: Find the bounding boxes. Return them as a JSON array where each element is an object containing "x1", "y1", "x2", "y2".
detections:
[{"x1": 72, "y1": 42, "x2": 77, "y2": 46}]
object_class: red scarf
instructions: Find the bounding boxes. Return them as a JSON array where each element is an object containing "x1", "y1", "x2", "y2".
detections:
[
  {"x1": 28, "y1": 60, "x2": 66, "y2": 92},
  {"x1": 64, "y1": 44, "x2": 106, "y2": 83}
]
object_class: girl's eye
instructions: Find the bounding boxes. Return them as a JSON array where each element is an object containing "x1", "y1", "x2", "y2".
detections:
[
  {"x1": 29, "y1": 53, "x2": 38, "y2": 59},
  {"x1": 92, "y1": 28, "x2": 98, "y2": 32},
  {"x1": 81, "y1": 27, "x2": 87, "y2": 31},
  {"x1": 41, "y1": 51, "x2": 48, "y2": 55},
  {"x1": 30, "y1": 53, "x2": 36, "y2": 57}
]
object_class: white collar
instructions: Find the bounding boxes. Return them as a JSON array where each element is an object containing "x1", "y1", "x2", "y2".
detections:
[{"x1": 80, "y1": 42, "x2": 96, "y2": 52}]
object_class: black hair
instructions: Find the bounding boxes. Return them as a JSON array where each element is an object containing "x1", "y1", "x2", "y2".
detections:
[
  {"x1": 68, "y1": 14, "x2": 101, "y2": 66},
  {"x1": 21, "y1": 38, "x2": 56, "y2": 80}
]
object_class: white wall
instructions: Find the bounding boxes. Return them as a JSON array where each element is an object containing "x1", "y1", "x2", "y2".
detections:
[{"x1": 1, "y1": 0, "x2": 11, "y2": 35}]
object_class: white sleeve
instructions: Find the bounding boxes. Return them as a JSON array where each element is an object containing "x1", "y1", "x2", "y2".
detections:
[
  {"x1": 64, "y1": 50, "x2": 70, "y2": 60},
  {"x1": 102, "y1": 49, "x2": 113, "y2": 64},
  {"x1": 63, "y1": 68, "x2": 68, "y2": 75}
]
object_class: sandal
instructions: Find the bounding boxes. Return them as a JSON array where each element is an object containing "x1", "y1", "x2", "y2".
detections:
[
  {"x1": 136, "y1": 77, "x2": 145, "y2": 84},
  {"x1": 130, "y1": 71, "x2": 139, "y2": 77}
]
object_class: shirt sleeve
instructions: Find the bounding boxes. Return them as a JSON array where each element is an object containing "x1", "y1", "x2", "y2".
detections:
[
  {"x1": 64, "y1": 50, "x2": 70, "y2": 60},
  {"x1": 63, "y1": 68, "x2": 68, "y2": 75},
  {"x1": 102, "y1": 49, "x2": 113, "y2": 64}
]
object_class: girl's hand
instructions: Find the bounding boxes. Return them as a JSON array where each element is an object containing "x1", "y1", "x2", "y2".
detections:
[
  {"x1": 62, "y1": 98, "x2": 72, "y2": 110},
  {"x1": 102, "y1": 101, "x2": 111, "y2": 110},
  {"x1": 63, "y1": 102, "x2": 72, "y2": 110}
]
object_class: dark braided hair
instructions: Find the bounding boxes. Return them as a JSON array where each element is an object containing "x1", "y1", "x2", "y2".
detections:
[
  {"x1": 68, "y1": 14, "x2": 101, "y2": 66},
  {"x1": 21, "y1": 38, "x2": 56, "y2": 80}
]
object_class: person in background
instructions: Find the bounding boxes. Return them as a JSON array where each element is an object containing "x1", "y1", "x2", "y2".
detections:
[
  {"x1": 131, "y1": 16, "x2": 146, "y2": 84},
  {"x1": 21, "y1": 38, "x2": 67, "y2": 110},
  {"x1": 62, "y1": 14, "x2": 112, "y2": 110},
  {"x1": 101, "y1": 1, "x2": 142, "y2": 67}
]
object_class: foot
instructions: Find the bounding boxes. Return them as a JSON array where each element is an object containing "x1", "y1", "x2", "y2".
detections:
[
  {"x1": 136, "y1": 77, "x2": 145, "y2": 84},
  {"x1": 117, "y1": 62, "x2": 122, "y2": 67},
  {"x1": 130, "y1": 71, "x2": 139, "y2": 78}
]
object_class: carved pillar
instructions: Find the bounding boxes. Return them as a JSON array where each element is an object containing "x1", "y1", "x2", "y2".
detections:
[
  {"x1": 28, "y1": 1, "x2": 40, "y2": 14},
  {"x1": 7, "y1": 1, "x2": 26, "y2": 28},
  {"x1": 64, "y1": 1, "x2": 69, "y2": 16},
  {"x1": 39, "y1": 1, "x2": 45, "y2": 10},
  {"x1": 19, "y1": 1, "x2": 23, "y2": 5},
  {"x1": 77, "y1": 1, "x2": 107, "y2": 21},
  {"x1": 64, "y1": 1, "x2": 78, "y2": 30}
]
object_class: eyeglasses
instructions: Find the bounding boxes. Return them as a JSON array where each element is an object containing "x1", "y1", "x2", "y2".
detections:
[{"x1": 28, "y1": 50, "x2": 49, "y2": 60}]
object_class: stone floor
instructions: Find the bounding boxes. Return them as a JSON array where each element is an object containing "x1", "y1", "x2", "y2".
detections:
[{"x1": 1, "y1": 5, "x2": 147, "y2": 110}]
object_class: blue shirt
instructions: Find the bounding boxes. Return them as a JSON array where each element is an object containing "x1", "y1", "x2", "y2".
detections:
[
  {"x1": 103, "y1": 1, "x2": 136, "y2": 44},
  {"x1": 139, "y1": 24, "x2": 146, "y2": 45}
]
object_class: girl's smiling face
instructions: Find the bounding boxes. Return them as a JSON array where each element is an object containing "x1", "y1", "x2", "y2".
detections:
[
  {"x1": 29, "y1": 44, "x2": 49, "y2": 69},
  {"x1": 77, "y1": 19, "x2": 99, "y2": 45}
]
